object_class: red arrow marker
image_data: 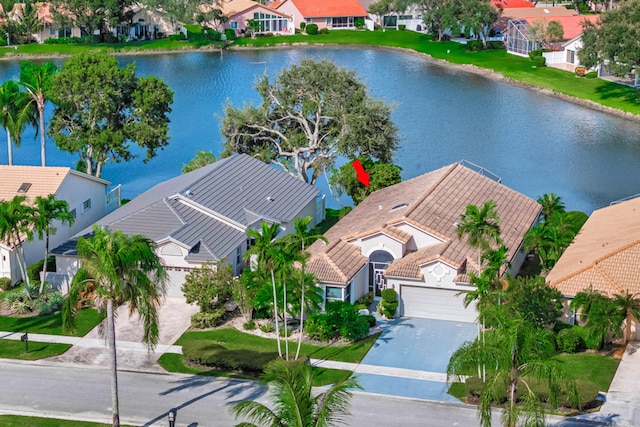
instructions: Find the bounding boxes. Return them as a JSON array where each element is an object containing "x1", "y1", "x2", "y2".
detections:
[{"x1": 352, "y1": 160, "x2": 370, "y2": 188}]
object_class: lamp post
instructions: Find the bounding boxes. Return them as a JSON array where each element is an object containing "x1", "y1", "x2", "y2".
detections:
[{"x1": 168, "y1": 408, "x2": 177, "y2": 427}]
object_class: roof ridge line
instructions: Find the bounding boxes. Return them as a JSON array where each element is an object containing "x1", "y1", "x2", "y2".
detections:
[
  {"x1": 322, "y1": 252, "x2": 349, "y2": 283},
  {"x1": 592, "y1": 264, "x2": 626, "y2": 296},
  {"x1": 403, "y1": 163, "x2": 458, "y2": 218}
]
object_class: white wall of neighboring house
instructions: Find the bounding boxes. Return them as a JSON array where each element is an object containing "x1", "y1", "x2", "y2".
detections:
[{"x1": 543, "y1": 36, "x2": 585, "y2": 70}]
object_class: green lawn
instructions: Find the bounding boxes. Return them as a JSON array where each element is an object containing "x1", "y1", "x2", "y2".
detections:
[
  {"x1": 0, "y1": 415, "x2": 131, "y2": 427},
  {"x1": 157, "y1": 352, "x2": 353, "y2": 386},
  {"x1": 0, "y1": 308, "x2": 103, "y2": 337},
  {"x1": 175, "y1": 327, "x2": 379, "y2": 363},
  {"x1": 0, "y1": 340, "x2": 71, "y2": 360}
]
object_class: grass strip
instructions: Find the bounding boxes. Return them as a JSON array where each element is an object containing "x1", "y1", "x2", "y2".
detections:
[
  {"x1": 0, "y1": 308, "x2": 104, "y2": 337},
  {"x1": 0, "y1": 340, "x2": 71, "y2": 360}
]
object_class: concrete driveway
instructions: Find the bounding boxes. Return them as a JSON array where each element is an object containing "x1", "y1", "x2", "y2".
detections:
[{"x1": 356, "y1": 317, "x2": 478, "y2": 402}]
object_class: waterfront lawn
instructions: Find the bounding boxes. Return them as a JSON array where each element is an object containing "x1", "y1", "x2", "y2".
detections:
[
  {"x1": 175, "y1": 327, "x2": 378, "y2": 363},
  {"x1": 236, "y1": 31, "x2": 640, "y2": 116},
  {"x1": 0, "y1": 340, "x2": 71, "y2": 360},
  {"x1": 0, "y1": 308, "x2": 103, "y2": 337},
  {"x1": 0, "y1": 415, "x2": 132, "y2": 427}
]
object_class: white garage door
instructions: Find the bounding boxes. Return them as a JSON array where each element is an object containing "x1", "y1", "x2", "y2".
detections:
[{"x1": 400, "y1": 285, "x2": 477, "y2": 323}]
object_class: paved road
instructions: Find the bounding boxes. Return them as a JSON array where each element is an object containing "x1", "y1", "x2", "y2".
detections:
[{"x1": 0, "y1": 359, "x2": 619, "y2": 427}]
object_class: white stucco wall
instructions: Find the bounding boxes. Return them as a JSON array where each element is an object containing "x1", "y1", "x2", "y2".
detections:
[
  {"x1": 57, "y1": 172, "x2": 109, "y2": 239},
  {"x1": 354, "y1": 234, "x2": 404, "y2": 260},
  {"x1": 419, "y1": 260, "x2": 458, "y2": 289},
  {"x1": 393, "y1": 222, "x2": 443, "y2": 251}
]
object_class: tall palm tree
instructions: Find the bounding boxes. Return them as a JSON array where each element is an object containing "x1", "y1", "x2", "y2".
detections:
[
  {"x1": 283, "y1": 216, "x2": 327, "y2": 360},
  {"x1": 447, "y1": 307, "x2": 579, "y2": 427},
  {"x1": 32, "y1": 194, "x2": 75, "y2": 292},
  {"x1": 19, "y1": 60, "x2": 57, "y2": 166},
  {"x1": 537, "y1": 193, "x2": 565, "y2": 222},
  {"x1": 614, "y1": 292, "x2": 640, "y2": 344},
  {"x1": 0, "y1": 80, "x2": 35, "y2": 165},
  {"x1": 62, "y1": 226, "x2": 166, "y2": 427},
  {"x1": 231, "y1": 359, "x2": 361, "y2": 427},
  {"x1": 456, "y1": 200, "x2": 502, "y2": 272},
  {"x1": 245, "y1": 222, "x2": 284, "y2": 358},
  {"x1": 0, "y1": 195, "x2": 34, "y2": 286}
]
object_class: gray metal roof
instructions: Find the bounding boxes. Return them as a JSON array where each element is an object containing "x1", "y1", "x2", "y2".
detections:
[{"x1": 52, "y1": 154, "x2": 319, "y2": 262}]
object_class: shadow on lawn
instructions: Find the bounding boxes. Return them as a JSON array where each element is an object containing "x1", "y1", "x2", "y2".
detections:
[{"x1": 595, "y1": 80, "x2": 640, "y2": 104}]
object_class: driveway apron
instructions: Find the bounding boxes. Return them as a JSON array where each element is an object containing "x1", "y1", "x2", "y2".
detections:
[{"x1": 357, "y1": 317, "x2": 478, "y2": 402}]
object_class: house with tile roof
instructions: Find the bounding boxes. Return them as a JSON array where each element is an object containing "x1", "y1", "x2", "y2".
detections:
[
  {"x1": 272, "y1": 0, "x2": 368, "y2": 30},
  {"x1": 200, "y1": 0, "x2": 293, "y2": 36},
  {"x1": 547, "y1": 196, "x2": 640, "y2": 337},
  {"x1": 50, "y1": 154, "x2": 325, "y2": 296},
  {"x1": 307, "y1": 161, "x2": 541, "y2": 322},
  {"x1": 0, "y1": 166, "x2": 117, "y2": 285}
]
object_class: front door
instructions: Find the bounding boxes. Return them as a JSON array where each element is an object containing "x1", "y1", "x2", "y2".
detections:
[{"x1": 368, "y1": 250, "x2": 394, "y2": 297}]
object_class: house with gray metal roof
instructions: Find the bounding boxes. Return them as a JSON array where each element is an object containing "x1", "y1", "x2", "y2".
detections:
[
  {"x1": 307, "y1": 161, "x2": 541, "y2": 323},
  {"x1": 50, "y1": 154, "x2": 324, "y2": 296}
]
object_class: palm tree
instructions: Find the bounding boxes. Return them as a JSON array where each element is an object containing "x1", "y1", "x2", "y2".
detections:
[
  {"x1": 456, "y1": 200, "x2": 502, "y2": 272},
  {"x1": 19, "y1": 60, "x2": 57, "y2": 166},
  {"x1": 537, "y1": 193, "x2": 565, "y2": 222},
  {"x1": 0, "y1": 80, "x2": 35, "y2": 165},
  {"x1": 62, "y1": 226, "x2": 166, "y2": 427},
  {"x1": 0, "y1": 195, "x2": 34, "y2": 286},
  {"x1": 245, "y1": 222, "x2": 283, "y2": 358},
  {"x1": 614, "y1": 292, "x2": 640, "y2": 344},
  {"x1": 283, "y1": 216, "x2": 327, "y2": 360},
  {"x1": 447, "y1": 306, "x2": 579, "y2": 427},
  {"x1": 32, "y1": 194, "x2": 75, "y2": 292},
  {"x1": 231, "y1": 359, "x2": 361, "y2": 427}
]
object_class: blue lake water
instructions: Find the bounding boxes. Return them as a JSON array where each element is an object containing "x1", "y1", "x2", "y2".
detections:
[{"x1": 1, "y1": 47, "x2": 639, "y2": 214}]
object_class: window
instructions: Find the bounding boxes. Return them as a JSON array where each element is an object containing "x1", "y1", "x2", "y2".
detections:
[
  {"x1": 331, "y1": 17, "x2": 354, "y2": 28},
  {"x1": 236, "y1": 247, "x2": 242, "y2": 275},
  {"x1": 325, "y1": 286, "x2": 343, "y2": 301},
  {"x1": 399, "y1": 15, "x2": 413, "y2": 20},
  {"x1": 230, "y1": 21, "x2": 238, "y2": 29},
  {"x1": 246, "y1": 237, "x2": 255, "y2": 251},
  {"x1": 345, "y1": 281, "x2": 352, "y2": 303},
  {"x1": 81, "y1": 199, "x2": 91, "y2": 213},
  {"x1": 305, "y1": 18, "x2": 313, "y2": 23},
  {"x1": 70, "y1": 209, "x2": 76, "y2": 219}
]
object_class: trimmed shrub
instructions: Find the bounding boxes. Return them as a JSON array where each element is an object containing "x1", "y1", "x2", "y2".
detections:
[
  {"x1": 0, "y1": 277, "x2": 12, "y2": 291},
  {"x1": 355, "y1": 291, "x2": 374, "y2": 308},
  {"x1": 585, "y1": 71, "x2": 598, "y2": 79},
  {"x1": 306, "y1": 313, "x2": 335, "y2": 341},
  {"x1": 363, "y1": 314, "x2": 377, "y2": 327},
  {"x1": 466, "y1": 40, "x2": 483, "y2": 52},
  {"x1": 556, "y1": 327, "x2": 584, "y2": 353},
  {"x1": 190, "y1": 308, "x2": 226, "y2": 329},
  {"x1": 575, "y1": 66, "x2": 586, "y2": 77},
  {"x1": 378, "y1": 288, "x2": 398, "y2": 318},
  {"x1": 340, "y1": 315, "x2": 370, "y2": 341},
  {"x1": 224, "y1": 28, "x2": 236, "y2": 40},
  {"x1": 528, "y1": 49, "x2": 544, "y2": 60},
  {"x1": 306, "y1": 23, "x2": 318, "y2": 35},
  {"x1": 300, "y1": 22, "x2": 306, "y2": 30},
  {"x1": 486, "y1": 40, "x2": 505, "y2": 50},
  {"x1": 532, "y1": 55, "x2": 546, "y2": 67},
  {"x1": 398, "y1": 24, "x2": 406, "y2": 31},
  {"x1": 355, "y1": 18, "x2": 365, "y2": 29},
  {"x1": 182, "y1": 341, "x2": 278, "y2": 373},
  {"x1": 318, "y1": 28, "x2": 329, "y2": 34},
  {"x1": 169, "y1": 33, "x2": 186, "y2": 41}
]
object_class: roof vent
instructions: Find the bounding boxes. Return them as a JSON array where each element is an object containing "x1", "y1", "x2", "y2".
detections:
[
  {"x1": 378, "y1": 204, "x2": 383, "y2": 210},
  {"x1": 453, "y1": 221, "x2": 460, "y2": 228},
  {"x1": 185, "y1": 189, "x2": 193, "y2": 196},
  {"x1": 267, "y1": 196, "x2": 274, "y2": 202},
  {"x1": 390, "y1": 203, "x2": 408, "y2": 212},
  {"x1": 17, "y1": 182, "x2": 31, "y2": 193}
]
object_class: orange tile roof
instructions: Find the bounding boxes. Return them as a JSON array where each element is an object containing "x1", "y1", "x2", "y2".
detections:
[
  {"x1": 308, "y1": 163, "x2": 541, "y2": 285},
  {"x1": 286, "y1": 0, "x2": 367, "y2": 17},
  {"x1": 524, "y1": 15, "x2": 599, "y2": 40},
  {"x1": 0, "y1": 166, "x2": 71, "y2": 202},
  {"x1": 491, "y1": 0, "x2": 534, "y2": 8},
  {"x1": 548, "y1": 197, "x2": 640, "y2": 297},
  {"x1": 216, "y1": 0, "x2": 289, "y2": 18}
]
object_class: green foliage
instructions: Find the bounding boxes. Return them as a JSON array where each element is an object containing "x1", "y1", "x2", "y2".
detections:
[
  {"x1": 356, "y1": 18, "x2": 366, "y2": 29},
  {"x1": 467, "y1": 40, "x2": 483, "y2": 52},
  {"x1": 381, "y1": 288, "x2": 396, "y2": 303},
  {"x1": 182, "y1": 150, "x2": 217, "y2": 173},
  {"x1": 49, "y1": 52, "x2": 174, "y2": 177},
  {"x1": 318, "y1": 28, "x2": 329, "y2": 35},
  {"x1": 259, "y1": 323, "x2": 275, "y2": 333},
  {"x1": 377, "y1": 288, "x2": 398, "y2": 319},
  {"x1": 243, "y1": 319, "x2": 257, "y2": 330},
  {"x1": 532, "y1": 55, "x2": 546, "y2": 67},
  {"x1": 486, "y1": 40, "x2": 504, "y2": 50},
  {"x1": 306, "y1": 23, "x2": 318, "y2": 35},
  {"x1": 556, "y1": 327, "x2": 584, "y2": 353},
  {"x1": 585, "y1": 71, "x2": 598, "y2": 79},
  {"x1": 330, "y1": 157, "x2": 402, "y2": 205},
  {"x1": 339, "y1": 315, "x2": 370, "y2": 341},
  {"x1": 339, "y1": 206, "x2": 353, "y2": 219},
  {"x1": 225, "y1": 28, "x2": 236, "y2": 40},
  {"x1": 502, "y1": 276, "x2": 563, "y2": 328},
  {"x1": 398, "y1": 24, "x2": 406, "y2": 31},
  {"x1": 306, "y1": 301, "x2": 370, "y2": 342},
  {"x1": 183, "y1": 340, "x2": 277, "y2": 372},
  {"x1": 528, "y1": 49, "x2": 544, "y2": 60},
  {"x1": 355, "y1": 291, "x2": 374, "y2": 308},
  {"x1": 306, "y1": 313, "x2": 336, "y2": 341},
  {"x1": 181, "y1": 261, "x2": 235, "y2": 312},
  {"x1": 190, "y1": 308, "x2": 227, "y2": 329},
  {"x1": 168, "y1": 33, "x2": 186, "y2": 41},
  {"x1": 0, "y1": 277, "x2": 13, "y2": 291},
  {"x1": 299, "y1": 22, "x2": 306, "y2": 30},
  {"x1": 364, "y1": 314, "x2": 377, "y2": 327}
]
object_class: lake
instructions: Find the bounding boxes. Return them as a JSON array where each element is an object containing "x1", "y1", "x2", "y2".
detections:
[{"x1": 1, "y1": 47, "x2": 640, "y2": 214}]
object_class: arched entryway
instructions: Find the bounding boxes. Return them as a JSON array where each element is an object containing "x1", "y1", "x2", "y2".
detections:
[{"x1": 368, "y1": 250, "x2": 393, "y2": 297}]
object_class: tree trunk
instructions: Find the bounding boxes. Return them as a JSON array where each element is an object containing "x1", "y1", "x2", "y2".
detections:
[
  {"x1": 38, "y1": 102, "x2": 46, "y2": 167},
  {"x1": 107, "y1": 298, "x2": 120, "y2": 427},
  {"x1": 39, "y1": 232, "x2": 49, "y2": 294},
  {"x1": 625, "y1": 314, "x2": 632, "y2": 344},
  {"x1": 271, "y1": 269, "x2": 282, "y2": 358},
  {"x1": 13, "y1": 233, "x2": 30, "y2": 288},
  {"x1": 295, "y1": 266, "x2": 305, "y2": 360},
  {"x1": 7, "y1": 132, "x2": 12, "y2": 166},
  {"x1": 284, "y1": 280, "x2": 289, "y2": 361}
]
